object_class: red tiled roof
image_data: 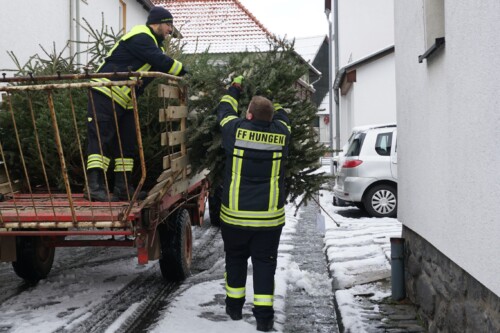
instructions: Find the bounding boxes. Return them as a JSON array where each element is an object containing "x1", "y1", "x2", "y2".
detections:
[{"x1": 153, "y1": 0, "x2": 276, "y2": 54}]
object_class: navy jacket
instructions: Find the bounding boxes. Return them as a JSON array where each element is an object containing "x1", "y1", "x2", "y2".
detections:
[{"x1": 217, "y1": 86, "x2": 291, "y2": 229}]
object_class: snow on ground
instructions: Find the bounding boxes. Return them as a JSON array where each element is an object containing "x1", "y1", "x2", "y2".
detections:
[
  {"x1": 318, "y1": 165, "x2": 402, "y2": 333},
  {"x1": 0, "y1": 251, "x2": 156, "y2": 333},
  {"x1": 0, "y1": 164, "x2": 401, "y2": 333},
  {"x1": 149, "y1": 206, "x2": 308, "y2": 333},
  {"x1": 148, "y1": 164, "x2": 401, "y2": 333}
]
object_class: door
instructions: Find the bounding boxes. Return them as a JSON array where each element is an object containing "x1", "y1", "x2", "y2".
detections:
[{"x1": 390, "y1": 129, "x2": 398, "y2": 179}]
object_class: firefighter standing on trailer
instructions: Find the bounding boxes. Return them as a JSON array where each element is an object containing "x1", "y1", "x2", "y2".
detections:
[
  {"x1": 85, "y1": 6, "x2": 187, "y2": 202},
  {"x1": 217, "y1": 76, "x2": 291, "y2": 332}
]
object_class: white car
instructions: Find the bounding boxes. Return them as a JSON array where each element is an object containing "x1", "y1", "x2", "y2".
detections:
[{"x1": 333, "y1": 125, "x2": 398, "y2": 218}]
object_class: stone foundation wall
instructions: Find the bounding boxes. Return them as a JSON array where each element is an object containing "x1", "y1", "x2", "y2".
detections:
[{"x1": 402, "y1": 226, "x2": 500, "y2": 332}]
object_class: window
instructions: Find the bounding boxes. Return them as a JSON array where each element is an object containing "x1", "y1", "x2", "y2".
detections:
[
  {"x1": 119, "y1": 0, "x2": 127, "y2": 34},
  {"x1": 345, "y1": 133, "x2": 365, "y2": 157},
  {"x1": 375, "y1": 132, "x2": 393, "y2": 156}
]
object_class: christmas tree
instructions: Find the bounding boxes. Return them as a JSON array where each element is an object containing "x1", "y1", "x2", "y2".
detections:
[
  {"x1": 0, "y1": 22, "x2": 331, "y2": 207},
  {"x1": 182, "y1": 38, "x2": 332, "y2": 207}
]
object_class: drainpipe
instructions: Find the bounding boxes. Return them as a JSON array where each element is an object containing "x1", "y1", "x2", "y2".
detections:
[
  {"x1": 75, "y1": 0, "x2": 81, "y2": 66},
  {"x1": 390, "y1": 237, "x2": 406, "y2": 301},
  {"x1": 69, "y1": 0, "x2": 74, "y2": 59},
  {"x1": 325, "y1": 4, "x2": 334, "y2": 156},
  {"x1": 333, "y1": 0, "x2": 340, "y2": 155}
]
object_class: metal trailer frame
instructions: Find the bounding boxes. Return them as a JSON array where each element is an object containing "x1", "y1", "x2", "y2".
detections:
[{"x1": 0, "y1": 72, "x2": 208, "y2": 282}]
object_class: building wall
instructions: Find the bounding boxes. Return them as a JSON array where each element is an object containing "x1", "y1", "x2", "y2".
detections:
[
  {"x1": 338, "y1": 0, "x2": 394, "y2": 67},
  {"x1": 311, "y1": 40, "x2": 329, "y2": 107},
  {"x1": 335, "y1": 0, "x2": 396, "y2": 150},
  {"x1": 395, "y1": 0, "x2": 500, "y2": 300},
  {"x1": 338, "y1": 53, "x2": 396, "y2": 146},
  {"x1": 0, "y1": 0, "x2": 149, "y2": 71}
]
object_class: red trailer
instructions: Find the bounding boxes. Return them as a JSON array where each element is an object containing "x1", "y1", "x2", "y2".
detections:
[{"x1": 0, "y1": 72, "x2": 209, "y2": 282}]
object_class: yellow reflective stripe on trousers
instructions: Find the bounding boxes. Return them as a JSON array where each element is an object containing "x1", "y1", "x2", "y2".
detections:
[
  {"x1": 221, "y1": 205, "x2": 284, "y2": 219},
  {"x1": 225, "y1": 272, "x2": 245, "y2": 299},
  {"x1": 220, "y1": 214, "x2": 285, "y2": 228},
  {"x1": 220, "y1": 95, "x2": 238, "y2": 112},
  {"x1": 229, "y1": 149, "x2": 244, "y2": 210},
  {"x1": 114, "y1": 158, "x2": 134, "y2": 172},
  {"x1": 254, "y1": 294, "x2": 273, "y2": 306},
  {"x1": 268, "y1": 152, "x2": 282, "y2": 210},
  {"x1": 168, "y1": 59, "x2": 182, "y2": 76},
  {"x1": 220, "y1": 115, "x2": 238, "y2": 127},
  {"x1": 87, "y1": 154, "x2": 110, "y2": 171}
]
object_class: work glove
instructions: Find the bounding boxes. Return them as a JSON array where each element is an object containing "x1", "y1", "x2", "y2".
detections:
[
  {"x1": 231, "y1": 75, "x2": 244, "y2": 91},
  {"x1": 179, "y1": 65, "x2": 189, "y2": 76}
]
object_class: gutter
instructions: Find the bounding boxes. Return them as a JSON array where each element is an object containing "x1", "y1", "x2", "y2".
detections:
[{"x1": 333, "y1": 45, "x2": 394, "y2": 90}]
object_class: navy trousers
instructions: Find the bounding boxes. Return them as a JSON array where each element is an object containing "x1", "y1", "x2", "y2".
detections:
[{"x1": 221, "y1": 223, "x2": 283, "y2": 320}]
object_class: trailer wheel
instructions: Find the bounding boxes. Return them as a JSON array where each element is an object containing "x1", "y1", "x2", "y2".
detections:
[
  {"x1": 208, "y1": 185, "x2": 222, "y2": 227},
  {"x1": 12, "y1": 236, "x2": 55, "y2": 283},
  {"x1": 159, "y1": 208, "x2": 192, "y2": 282}
]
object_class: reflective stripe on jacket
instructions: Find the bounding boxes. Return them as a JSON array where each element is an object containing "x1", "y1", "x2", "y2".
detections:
[
  {"x1": 217, "y1": 86, "x2": 291, "y2": 229},
  {"x1": 91, "y1": 25, "x2": 182, "y2": 109}
]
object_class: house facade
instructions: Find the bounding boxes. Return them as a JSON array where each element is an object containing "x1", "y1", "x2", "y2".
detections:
[
  {"x1": 295, "y1": 36, "x2": 330, "y2": 146},
  {"x1": 0, "y1": 0, "x2": 153, "y2": 71},
  {"x1": 394, "y1": 1, "x2": 500, "y2": 331},
  {"x1": 333, "y1": 0, "x2": 396, "y2": 150}
]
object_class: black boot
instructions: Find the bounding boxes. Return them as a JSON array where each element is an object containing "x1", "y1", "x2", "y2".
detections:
[
  {"x1": 112, "y1": 171, "x2": 146, "y2": 201},
  {"x1": 84, "y1": 169, "x2": 111, "y2": 202},
  {"x1": 256, "y1": 318, "x2": 274, "y2": 332},
  {"x1": 225, "y1": 306, "x2": 243, "y2": 320}
]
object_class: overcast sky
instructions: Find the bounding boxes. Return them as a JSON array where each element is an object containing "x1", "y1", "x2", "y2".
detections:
[{"x1": 238, "y1": 0, "x2": 329, "y2": 39}]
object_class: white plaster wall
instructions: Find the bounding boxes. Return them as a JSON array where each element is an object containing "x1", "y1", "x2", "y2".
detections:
[
  {"x1": 0, "y1": 1, "x2": 69, "y2": 70},
  {"x1": 338, "y1": 53, "x2": 396, "y2": 148},
  {"x1": 395, "y1": 0, "x2": 500, "y2": 296},
  {"x1": 0, "y1": 0, "x2": 149, "y2": 71},
  {"x1": 338, "y1": 0, "x2": 394, "y2": 66}
]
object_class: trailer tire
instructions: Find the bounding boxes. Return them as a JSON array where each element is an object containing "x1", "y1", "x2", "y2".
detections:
[
  {"x1": 208, "y1": 185, "x2": 222, "y2": 227},
  {"x1": 12, "y1": 236, "x2": 55, "y2": 283},
  {"x1": 159, "y1": 209, "x2": 192, "y2": 282}
]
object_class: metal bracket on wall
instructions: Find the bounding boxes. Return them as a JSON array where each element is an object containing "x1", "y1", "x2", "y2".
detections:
[{"x1": 418, "y1": 37, "x2": 446, "y2": 63}]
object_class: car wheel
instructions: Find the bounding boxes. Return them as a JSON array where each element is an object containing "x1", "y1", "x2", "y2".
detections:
[
  {"x1": 12, "y1": 236, "x2": 55, "y2": 283},
  {"x1": 363, "y1": 184, "x2": 397, "y2": 218},
  {"x1": 158, "y1": 209, "x2": 192, "y2": 282}
]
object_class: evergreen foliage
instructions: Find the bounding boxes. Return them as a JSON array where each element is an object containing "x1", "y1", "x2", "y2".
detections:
[
  {"x1": 0, "y1": 22, "x2": 330, "y2": 207},
  {"x1": 183, "y1": 39, "x2": 332, "y2": 206}
]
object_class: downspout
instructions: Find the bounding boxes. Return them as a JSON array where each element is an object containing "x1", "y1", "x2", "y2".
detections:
[
  {"x1": 69, "y1": 0, "x2": 74, "y2": 59},
  {"x1": 327, "y1": 14, "x2": 334, "y2": 153},
  {"x1": 333, "y1": 0, "x2": 340, "y2": 155},
  {"x1": 76, "y1": 0, "x2": 81, "y2": 66}
]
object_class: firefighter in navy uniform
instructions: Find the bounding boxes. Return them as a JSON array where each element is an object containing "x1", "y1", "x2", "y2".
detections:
[
  {"x1": 85, "y1": 6, "x2": 187, "y2": 201},
  {"x1": 217, "y1": 76, "x2": 291, "y2": 332}
]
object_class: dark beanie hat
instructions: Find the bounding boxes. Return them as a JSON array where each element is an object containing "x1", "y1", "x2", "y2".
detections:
[{"x1": 147, "y1": 6, "x2": 173, "y2": 25}]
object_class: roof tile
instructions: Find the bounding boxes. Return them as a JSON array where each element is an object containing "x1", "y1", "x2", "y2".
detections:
[{"x1": 154, "y1": 0, "x2": 276, "y2": 53}]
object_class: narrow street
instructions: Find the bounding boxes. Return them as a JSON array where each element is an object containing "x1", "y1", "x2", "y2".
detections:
[{"x1": 0, "y1": 168, "x2": 426, "y2": 333}]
